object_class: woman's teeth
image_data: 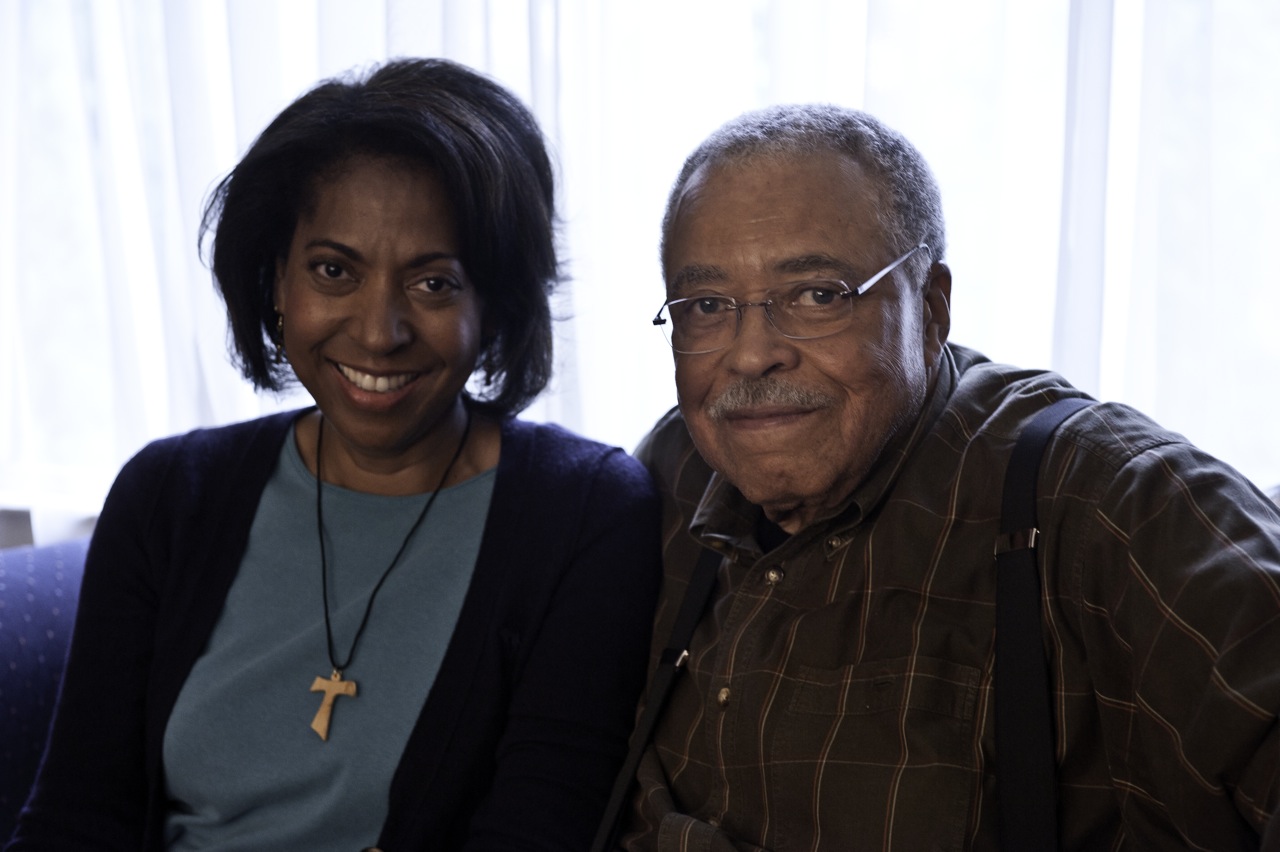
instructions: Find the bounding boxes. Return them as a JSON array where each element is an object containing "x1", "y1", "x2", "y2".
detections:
[{"x1": 338, "y1": 364, "x2": 414, "y2": 393}]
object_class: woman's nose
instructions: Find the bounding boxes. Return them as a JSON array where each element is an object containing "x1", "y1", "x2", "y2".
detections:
[{"x1": 351, "y1": 281, "x2": 413, "y2": 353}]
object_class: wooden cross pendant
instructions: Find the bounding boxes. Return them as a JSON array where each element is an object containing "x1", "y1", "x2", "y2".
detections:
[{"x1": 310, "y1": 670, "x2": 357, "y2": 741}]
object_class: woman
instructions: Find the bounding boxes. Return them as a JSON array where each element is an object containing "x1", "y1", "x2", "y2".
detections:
[{"x1": 7, "y1": 58, "x2": 660, "y2": 851}]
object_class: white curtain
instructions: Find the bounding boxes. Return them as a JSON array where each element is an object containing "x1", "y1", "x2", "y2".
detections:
[{"x1": 3, "y1": 0, "x2": 1279, "y2": 543}]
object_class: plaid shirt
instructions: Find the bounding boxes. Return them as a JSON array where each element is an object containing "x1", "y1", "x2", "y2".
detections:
[{"x1": 622, "y1": 344, "x2": 1280, "y2": 851}]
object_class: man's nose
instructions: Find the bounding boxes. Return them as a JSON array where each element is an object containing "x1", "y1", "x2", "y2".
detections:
[{"x1": 721, "y1": 302, "x2": 797, "y2": 376}]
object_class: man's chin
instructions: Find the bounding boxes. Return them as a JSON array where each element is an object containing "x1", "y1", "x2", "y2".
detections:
[
  {"x1": 730, "y1": 470, "x2": 813, "y2": 519},
  {"x1": 719, "y1": 452, "x2": 867, "y2": 533}
]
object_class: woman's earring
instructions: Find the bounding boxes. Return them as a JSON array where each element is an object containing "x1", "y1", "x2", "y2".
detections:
[{"x1": 274, "y1": 312, "x2": 286, "y2": 363}]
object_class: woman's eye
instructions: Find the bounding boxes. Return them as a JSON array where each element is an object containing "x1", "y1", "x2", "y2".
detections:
[
  {"x1": 311, "y1": 261, "x2": 348, "y2": 280},
  {"x1": 416, "y1": 276, "x2": 461, "y2": 295}
]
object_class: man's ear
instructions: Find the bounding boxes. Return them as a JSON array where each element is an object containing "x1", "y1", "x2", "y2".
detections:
[{"x1": 922, "y1": 262, "x2": 951, "y2": 367}]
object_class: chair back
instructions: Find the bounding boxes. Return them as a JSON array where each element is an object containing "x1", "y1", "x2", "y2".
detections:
[{"x1": 0, "y1": 538, "x2": 88, "y2": 842}]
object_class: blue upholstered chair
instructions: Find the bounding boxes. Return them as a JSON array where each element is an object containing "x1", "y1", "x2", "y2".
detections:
[{"x1": 0, "y1": 537, "x2": 88, "y2": 842}]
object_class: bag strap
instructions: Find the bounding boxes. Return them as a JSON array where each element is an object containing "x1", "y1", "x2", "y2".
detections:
[
  {"x1": 590, "y1": 543, "x2": 722, "y2": 852},
  {"x1": 995, "y1": 396, "x2": 1092, "y2": 851}
]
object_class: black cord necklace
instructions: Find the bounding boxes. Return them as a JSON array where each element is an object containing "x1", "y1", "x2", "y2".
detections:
[{"x1": 306, "y1": 410, "x2": 473, "y2": 741}]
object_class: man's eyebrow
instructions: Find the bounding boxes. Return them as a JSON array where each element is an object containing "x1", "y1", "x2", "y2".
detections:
[
  {"x1": 669, "y1": 264, "x2": 728, "y2": 294},
  {"x1": 774, "y1": 254, "x2": 859, "y2": 280},
  {"x1": 669, "y1": 255, "x2": 861, "y2": 293}
]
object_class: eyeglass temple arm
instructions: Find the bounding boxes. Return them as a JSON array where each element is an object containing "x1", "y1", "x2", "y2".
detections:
[{"x1": 852, "y1": 243, "x2": 930, "y2": 296}]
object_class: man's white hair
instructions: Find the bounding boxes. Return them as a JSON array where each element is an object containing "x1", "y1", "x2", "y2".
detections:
[{"x1": 660, "y1": 104, "x2": 946, "y2": 287}]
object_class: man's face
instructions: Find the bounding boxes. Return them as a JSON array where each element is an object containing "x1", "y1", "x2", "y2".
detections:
[{"x1": 665, "y1": 151, "x2": 950, "y2": 533}]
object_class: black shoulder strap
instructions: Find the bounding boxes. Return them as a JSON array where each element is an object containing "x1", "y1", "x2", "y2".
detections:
[
  {"x1": 590, "y1": 543, "x2": 722, "y2": 852},
  {"x1": 995, "y1": 396, "x2": 1092, "y2": 851}
]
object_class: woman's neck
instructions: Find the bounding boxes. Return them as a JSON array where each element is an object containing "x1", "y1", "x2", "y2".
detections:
[{"x1": 293, "y1": 407, "x2": 502, "y2": 496}]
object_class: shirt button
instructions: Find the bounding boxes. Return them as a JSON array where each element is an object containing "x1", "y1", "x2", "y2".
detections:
[
  {"x1": 765, "y1": 566, "x2": 785, "y2": 585},
  {"x1": 717, "y1": 687, "x2": 731, "y2": 707}
]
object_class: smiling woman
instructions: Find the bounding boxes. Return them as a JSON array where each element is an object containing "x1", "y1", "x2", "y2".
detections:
[
  {"x1": 6, "y1": 58, "x2": 661, "y2": 852},
  {"x1": 274, "y1": 158, "x2": 490, "y2": 493}
]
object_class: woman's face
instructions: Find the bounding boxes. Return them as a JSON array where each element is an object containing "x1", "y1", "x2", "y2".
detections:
[{"x1": 274, "y1": 156, "x2": 484, "y2": 470}]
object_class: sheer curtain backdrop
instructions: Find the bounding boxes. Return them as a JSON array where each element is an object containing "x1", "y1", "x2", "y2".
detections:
[{"x1": 3, "y1": 0, "x2": 1279, "y2": 544}]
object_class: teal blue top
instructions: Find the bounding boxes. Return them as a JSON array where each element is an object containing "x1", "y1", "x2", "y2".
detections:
[{"x1": 162, "y1": 433, "x2": 495, "y2": 851}]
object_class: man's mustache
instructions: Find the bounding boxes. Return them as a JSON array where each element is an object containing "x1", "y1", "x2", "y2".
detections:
[{"x1": 707, "y1": 378, "x2": 837, "y2": 421}]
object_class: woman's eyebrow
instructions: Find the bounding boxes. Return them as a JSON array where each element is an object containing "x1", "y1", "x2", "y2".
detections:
[
  {"x1": 303, "y1": 239, "x2": 461, "y2": 270},
  {"x1": 403, "y1": 251, "x2": 463, "y2": 269},
  {"x1": 305, "y1": 238, "x2": 362, "y2": 260}
]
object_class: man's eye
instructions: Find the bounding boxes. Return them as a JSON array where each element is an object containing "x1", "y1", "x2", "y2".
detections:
[
  {"x1": 792, "y1": 285, "x2": 841, "y2": 307},
  {"x1": 693, "y1": 297, "x2": 729, "y2": 315}
]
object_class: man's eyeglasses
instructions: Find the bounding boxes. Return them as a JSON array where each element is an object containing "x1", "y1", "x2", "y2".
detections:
[{"x1": 653, "y1": 244, "x2": 929, "y2": 355}]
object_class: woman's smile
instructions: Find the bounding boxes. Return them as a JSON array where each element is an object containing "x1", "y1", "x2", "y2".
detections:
[{"x1": 335, "y1": 361, "x2": 421, "y2": 394}]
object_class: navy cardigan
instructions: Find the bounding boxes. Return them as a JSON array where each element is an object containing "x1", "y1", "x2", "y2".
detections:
[{"x1": 9, "y1": 411, "x2": 661, "y2": 851}]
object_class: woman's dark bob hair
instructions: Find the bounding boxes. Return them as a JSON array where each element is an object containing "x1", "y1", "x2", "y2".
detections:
[{"x1": 200, "y1": 57, "x2": 558, "y2": 417}]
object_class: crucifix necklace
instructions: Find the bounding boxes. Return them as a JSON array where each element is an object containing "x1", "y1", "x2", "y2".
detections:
[{"x1": 308, "y1": 410, "x2": 472, "y2": 741}]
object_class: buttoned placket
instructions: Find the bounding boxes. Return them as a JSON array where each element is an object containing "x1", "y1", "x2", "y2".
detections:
[
  {"x1": 693, "y1": 522, "x2": 859, "y2": 828},
  {"x1": 713, "y1": 557, "x2": 789, "y2": 713}
]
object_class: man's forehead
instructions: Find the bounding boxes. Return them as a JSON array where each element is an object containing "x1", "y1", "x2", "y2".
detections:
[
  {"x1": 663, "y1": 153, "x2": 890, "y2": 292},
  {"x1": 681, "y1": 148, "x2": 879, "y2": 199}
]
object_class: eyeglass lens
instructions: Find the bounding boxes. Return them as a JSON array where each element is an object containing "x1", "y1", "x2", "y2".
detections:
[
  {"x1": 660, "y1": 280, "x2": 853, "y2": 353},
  {"x1": 655, "y1": 244, "x2": 929, "y2": 354}
]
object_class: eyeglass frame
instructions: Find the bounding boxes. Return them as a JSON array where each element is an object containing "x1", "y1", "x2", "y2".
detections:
[{"x1": 652, "y1": 243, "x2": 930, "y2": 355}]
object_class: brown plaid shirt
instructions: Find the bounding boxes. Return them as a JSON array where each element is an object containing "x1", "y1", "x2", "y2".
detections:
[{"x1": 621, "y1": 344, "x2": 1280, "y2": 851}]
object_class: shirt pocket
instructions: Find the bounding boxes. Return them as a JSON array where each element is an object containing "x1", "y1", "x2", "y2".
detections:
[{"x1": 768, "y1": 657, "x2": 980, "y2": 851}]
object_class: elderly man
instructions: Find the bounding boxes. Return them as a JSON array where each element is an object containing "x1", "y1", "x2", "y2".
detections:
[{"x1": 615, "y1": 105, "x2": 1280, "y2": 849}]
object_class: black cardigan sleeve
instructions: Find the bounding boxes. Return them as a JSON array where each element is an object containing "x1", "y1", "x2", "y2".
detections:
[
  {"x1": 379, "y1": 421, "x2": 663, "y2": 851},
  {"x1": 6, "y1": 412, "x2": 296, "y2": 852}
]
